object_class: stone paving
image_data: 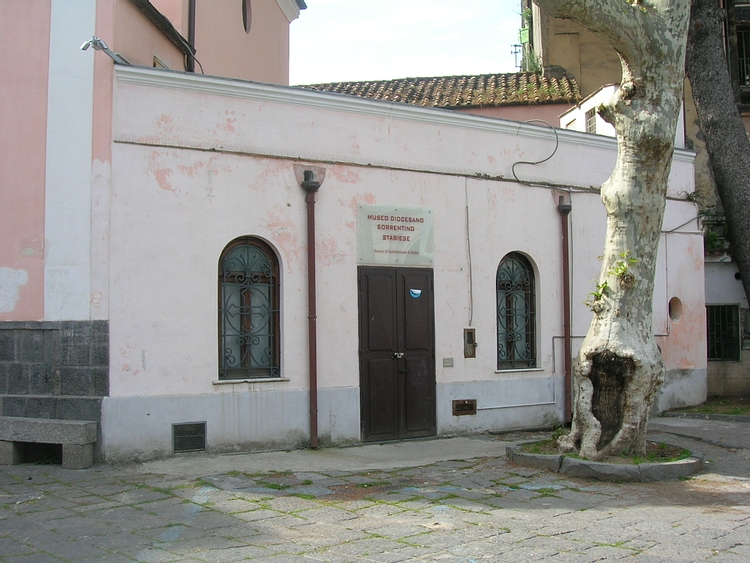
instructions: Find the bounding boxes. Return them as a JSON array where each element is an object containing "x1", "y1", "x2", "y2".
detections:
[{"x1": 0, "y1": 426, "x2": 748, "y2": 562}]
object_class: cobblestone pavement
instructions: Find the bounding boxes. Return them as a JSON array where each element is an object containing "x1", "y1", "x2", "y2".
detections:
[{"x1": 0, "y1": 428, "x2": 748, "y2": 562}]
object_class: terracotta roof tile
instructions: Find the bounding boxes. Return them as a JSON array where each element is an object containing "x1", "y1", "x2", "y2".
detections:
[{"x1": 302, "y1": 72, "x2": 580, "y2": 108}]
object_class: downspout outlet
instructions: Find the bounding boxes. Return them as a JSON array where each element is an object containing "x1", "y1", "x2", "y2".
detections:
[{"x1": 301, "y1": 170, "x2": 321, "y2": 194}]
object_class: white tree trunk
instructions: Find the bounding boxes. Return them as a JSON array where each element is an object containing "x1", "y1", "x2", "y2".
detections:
[{"x1": 533, "y1": 0, "x2": 690, "y2": 458}]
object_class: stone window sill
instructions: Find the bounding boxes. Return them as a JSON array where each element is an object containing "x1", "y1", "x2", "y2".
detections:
[{"x1": 213, "y1": 377, "x2": 289, "y2": 385}]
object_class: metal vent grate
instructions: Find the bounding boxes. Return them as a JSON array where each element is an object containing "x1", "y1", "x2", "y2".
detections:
[
  {"x1": 173, "y1": 422, "x2": 206, "y2": 453},
  {"x1": 452, "y1": 399, "x2": 477, "y2": 416}
]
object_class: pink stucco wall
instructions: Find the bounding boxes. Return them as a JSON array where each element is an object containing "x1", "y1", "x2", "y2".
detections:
[
  {"x1": 193, "y1": 1, "x2": 290, "y2": 84},
  {"x1": 457, "y1": 104, "x2": 573, "y2": 125},
  {"x1": 114, "y1": 0, "x2": 187, "y2": 70},
  {"x1": 150, "y1": 0, "x2": 186, "y2": 33},
  {"x1": 111, "y1": 1, "x2": 291, "y2": 83},
  {"x1": 0, "y1": 0, "x2": 50, "y2": 320},
  {"x1": 109, "y1": 67, "x2": 703, "y2": 400}
]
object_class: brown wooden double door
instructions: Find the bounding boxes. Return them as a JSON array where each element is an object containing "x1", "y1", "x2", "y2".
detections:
[{"x1": 358, "y1": 267, "x2": 436, "y2": 442}]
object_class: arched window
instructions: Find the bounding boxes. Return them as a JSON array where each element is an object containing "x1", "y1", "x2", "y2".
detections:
[
  {"x1": 496, "y1": 253, "x2": 536, "y2": 370},
  {"x1": 219, "y1": 237, "x2": 280, "y2": 379}
]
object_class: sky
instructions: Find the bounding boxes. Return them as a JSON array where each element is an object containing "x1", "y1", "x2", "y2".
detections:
[{"x1": 289, "y1": 0, "x2": 523, "y2": 85}]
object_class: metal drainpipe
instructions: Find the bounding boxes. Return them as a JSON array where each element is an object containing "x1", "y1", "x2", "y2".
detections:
[
  {"x1": 301, "y1": 170, "x2": 321, "y2": 449},
  {"x1": 187, "y1": 0, "x2": 196, "y2": 72},
  {"x1": 557, "y1": 195, "x2": 573, "y2": 425}
]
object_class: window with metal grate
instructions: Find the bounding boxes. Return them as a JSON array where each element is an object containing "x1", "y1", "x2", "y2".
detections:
[
  {"x1": 218, "y1": 237, "x2": 281, "y2": 380},
  {"x1": 707, "y1": 304, "x2": 741, "y2": 361},
  {"x1": 738, "y1": 27, "x2": 750, "y2": 87},
  {"x1": 496, "y1": 252, "x2": 537, "y2": 370}
]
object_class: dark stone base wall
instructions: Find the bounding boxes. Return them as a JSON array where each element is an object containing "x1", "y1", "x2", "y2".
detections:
[{"x1": 0, "y1": 321, "x2": 108, "y2": 429}]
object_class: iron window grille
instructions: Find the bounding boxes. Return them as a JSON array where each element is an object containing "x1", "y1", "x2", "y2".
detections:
[
  {"x1": 497, "y1": 252, "x2": 536, "y2": 369},
  {"x1": 219, "y1": 237, "x2": 280, "y2": 379},
  {"x1": 707, "y1": 304, "x2": 741, "y2": 361},
  {"x1": 738, "y1": 27, "x2": 750, "y2": 87}
]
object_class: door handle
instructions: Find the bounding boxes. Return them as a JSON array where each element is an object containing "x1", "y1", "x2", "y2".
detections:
[{"x1": 394, "y1": 352, "x2": 404, "y2": 359}]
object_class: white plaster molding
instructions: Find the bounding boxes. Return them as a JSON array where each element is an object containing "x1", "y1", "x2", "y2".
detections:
[
  {"x1": 45, "y1": 0, "x2": 96, "y2": 320},
  {"x1": 113, "y1": 135, "x2": 519, "y2": 187},
  {"x1": 276, "y1": 0, "x2": 301, "y2": 22},
  {"x1": 115, "y1": 66, "x2": 696, "y2": 164}
]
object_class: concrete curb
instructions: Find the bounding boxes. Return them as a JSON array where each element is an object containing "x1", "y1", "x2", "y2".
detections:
[
  {"x1": 507, "y1": 444, "x2": 703, "y2": 482},
  {"x1": 506, "y1": 447, "x2": 563, "y2": 473}
]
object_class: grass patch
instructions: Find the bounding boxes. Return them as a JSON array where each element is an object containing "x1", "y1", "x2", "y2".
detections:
[
  {"x1": 532, "y1": 487, "x2": 560, "y2": 498},
  {"x1": 520, "y1": 439, "x2": 558, "y2": 455},
  {"x1": 257, "y1": 481, "x2": 290, "y2": 491},
  {"x1": 494, "y1": 481, "x2": 520, "y2": 490},
  {"x1": 148, "y1": 486, "x2": 175, "y2": 496},
  {"x1": 630, "y1": 443, "x2": 692, "y2": 464},
  {"x1": 670, "y1": 396, "x2": 750, "y2": 416},
  {"x1": 519, "y1": 440, "x2": 691, "y2": 464}
]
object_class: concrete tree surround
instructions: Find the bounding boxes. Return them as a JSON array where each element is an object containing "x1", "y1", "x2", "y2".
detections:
[{"x1": 507, "y1": 444, "x2": 703, "y2": 482}]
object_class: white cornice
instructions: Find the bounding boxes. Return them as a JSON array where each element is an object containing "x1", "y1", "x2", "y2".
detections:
[
  {"x1": 114, "y1": 66, "x2": 695, "y2": 164},
  {"x1": 276, "y1": 0, "x2": 301, "y2": 22}
]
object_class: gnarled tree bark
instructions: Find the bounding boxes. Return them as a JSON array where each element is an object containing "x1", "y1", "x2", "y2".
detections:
[{"x1": 533, "y1": 0, "x2": 690, "y2": 459}]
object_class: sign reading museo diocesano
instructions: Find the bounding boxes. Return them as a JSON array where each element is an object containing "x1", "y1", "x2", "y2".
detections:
[{"x1": 357, "y1": 205, "x2": 434, "y2": 266}]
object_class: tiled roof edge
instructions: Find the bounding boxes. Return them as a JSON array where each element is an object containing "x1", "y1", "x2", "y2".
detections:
[{"x1": 302, "y1": 72, "x2": 582, "y2": 108}]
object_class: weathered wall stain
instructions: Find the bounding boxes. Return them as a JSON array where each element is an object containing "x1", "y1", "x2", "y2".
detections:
[
  {"x1": 342, "y1": 193, "x2": 377, "y2": 231},
  {"x1": 329, "y1": 166, "x2": 360, "y2": 184},
  {"x1": 147, "y1": 151, "x2": 177, "y2": 194},
  {"x1": 90, "y1": 291, "x2": 103, "y2": 308},
  {"x1": 20, "y1": 238, "x2": 44, "y2": 258},
  {"x1": 318, "y1": 235, "x2": 347, "y2": 266},
  {"x1": 346, "y1": 193, "x2": 376, "y2": 213},
  {"x1": 261, "y1": 212, "x2": 301, "y2": 270},
  {"x1": 223, "y1": 118, "x2": 236, "y2": 133},
  {"x1": 156, "y1": 113, "x2": 174, "y2": 135},
  {"x1": 177, "y1": 160, "x2": 206, "y2": 177},
  {"x1": 348, "y1": 134, "x2": 360, "y2": 153},
  {"x1": 0, "y1": 267, "x2": 28, "y2": 312},
  {"x1": 119, "y1": 344, "x2": 141, "y2": 376}
]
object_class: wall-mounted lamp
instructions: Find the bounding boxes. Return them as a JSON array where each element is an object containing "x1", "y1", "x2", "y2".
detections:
[{"x1": 80, "y1": 37, "x2": 131, "y2": 65}]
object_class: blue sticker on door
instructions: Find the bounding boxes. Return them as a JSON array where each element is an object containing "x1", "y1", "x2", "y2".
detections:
[{"x1": 410, "y1": 288, "x2": 422, "y2": 298}]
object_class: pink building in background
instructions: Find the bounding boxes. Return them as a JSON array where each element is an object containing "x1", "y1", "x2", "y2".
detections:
[{"x1": 0, "y1": 0, "x2": 706, "y2": 464}]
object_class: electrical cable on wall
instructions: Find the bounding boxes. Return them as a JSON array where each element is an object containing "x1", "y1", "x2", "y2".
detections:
[
  {"x1": 511, "y1": 120, "x2": 560, "y2": 186},
  {"x1": 465, "y1": 177, "x2": 474, "y2": 326}
]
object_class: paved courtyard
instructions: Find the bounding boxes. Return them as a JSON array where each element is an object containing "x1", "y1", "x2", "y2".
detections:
[{"x1": 0, "y1": 420, "x2": 748, "y2": 562}]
